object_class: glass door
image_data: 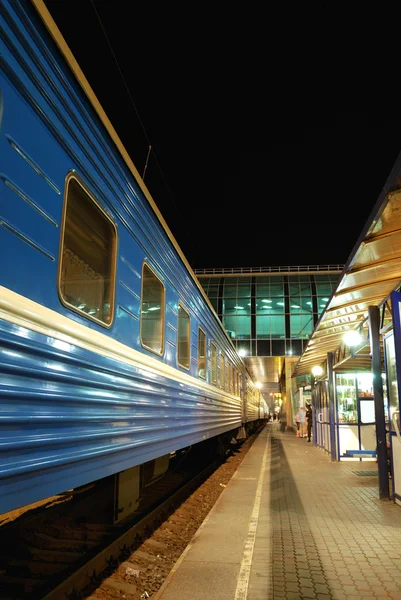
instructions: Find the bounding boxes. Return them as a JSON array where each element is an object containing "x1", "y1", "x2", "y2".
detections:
[
  {"x1": 315, "y1": 380, "x2": 331, "y2": 454},
  {"x1": 384, "y1": 326, "x2": 401, "y2": 505}
]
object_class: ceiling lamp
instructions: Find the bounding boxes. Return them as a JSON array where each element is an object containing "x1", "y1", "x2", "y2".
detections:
[
  {"x1": 311, "y1": 365, "x2": 323, "y2": 377},
  {"x1": 343, "y1": 330, "x2": 362, "y2": 347}
]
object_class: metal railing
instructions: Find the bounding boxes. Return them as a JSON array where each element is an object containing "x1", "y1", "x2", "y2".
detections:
[{"x1": 193, "y1": 265, "x2": 344, "y2": 276}]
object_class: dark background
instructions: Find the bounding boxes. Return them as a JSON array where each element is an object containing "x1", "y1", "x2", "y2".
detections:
[{"x1": 41, "y1": 1, "x2": 401, "y2": 269}]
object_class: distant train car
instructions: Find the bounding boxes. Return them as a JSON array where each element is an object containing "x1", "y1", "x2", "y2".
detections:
[{"x1": 0, "y1": 0, "x2": 266, "y2": 519}]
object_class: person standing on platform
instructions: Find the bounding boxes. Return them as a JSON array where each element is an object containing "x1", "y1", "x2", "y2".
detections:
[
  {"x1": 306, "y1": 402, "x2": 312, "y2": 442},
  {"x1": 299, "y1": 406, "x2": 306, "y2": 438},
  {"x1": 280, "y1": 408, "x2": 286, "y2": 432},
  {"x1": 295, "y1": 409, "x2": 301, "y2": 437}
]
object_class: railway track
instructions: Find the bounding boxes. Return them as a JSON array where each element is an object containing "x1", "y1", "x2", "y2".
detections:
[{"x1": 0, "y1": 430, "x2": 261, "y2": 600}]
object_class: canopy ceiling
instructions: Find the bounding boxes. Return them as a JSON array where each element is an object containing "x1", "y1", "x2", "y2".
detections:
[{"x1": 293, "y1": 156, "x2": 401, "y2": 378}]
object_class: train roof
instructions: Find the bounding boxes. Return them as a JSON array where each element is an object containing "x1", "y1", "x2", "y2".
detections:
[
  {"x1": 30, "y1": 1, "x2": 189, "y2": 273},
  {"x1": 30, "y1": 0, "x2": 244, "y2": 360}
]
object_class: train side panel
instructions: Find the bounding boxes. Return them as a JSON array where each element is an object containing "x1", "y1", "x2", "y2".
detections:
[
  {"x1": 0, "y1": 0, "x2": 253, "y2": 515},
  {"x1": 243, "y1": 374, "x2": 263, "y2": 423},
  {"x1": 0, "y1": 304, "x2": 241, "y2": 513}
]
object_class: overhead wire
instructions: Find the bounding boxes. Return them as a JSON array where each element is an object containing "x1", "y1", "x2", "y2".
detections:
[
  {"x1": 88, "y1": 0, "x2": 197, "y2": 264},
  {"x1": 89, "y1": 0, "x2": 150, "y2": 179}
]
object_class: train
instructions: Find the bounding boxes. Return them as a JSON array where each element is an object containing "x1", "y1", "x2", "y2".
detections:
[{"x1": 0, "y1": 0, "x2": 267, "y2": 521}]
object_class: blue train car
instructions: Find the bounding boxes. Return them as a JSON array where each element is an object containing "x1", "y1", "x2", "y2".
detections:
[{"x1": 0, "y1": 0, "x2": 265, "y2": 518}]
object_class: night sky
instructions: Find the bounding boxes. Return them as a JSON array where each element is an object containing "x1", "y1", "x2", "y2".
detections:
[{"x1": 41, "y1": 1, "x2": 401, "y2": 270}]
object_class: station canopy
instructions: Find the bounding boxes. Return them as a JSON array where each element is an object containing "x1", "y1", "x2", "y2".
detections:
[{"x1": 293, "y1": 161, "x2": 401, "y2": 378}]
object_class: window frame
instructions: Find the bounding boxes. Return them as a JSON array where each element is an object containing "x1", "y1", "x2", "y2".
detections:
[
  {"x1": 220, "y1": 352, "x2": 225, "y2": 389},
  {"x1": 211, "y1": 342, "x2": 217, "y2": 385},
  {"x1": 197, "y1": 326, "x2": 206, "y2": 379},
  {"x1": 140, "y1": 262, "x2": 166, "y2": 356},
  {"x1": 177, "y1": 302, "x2": 191, "y2": 370},
  {"x1": 57, "y1": 172, "x2": 117, "y2": 328}
]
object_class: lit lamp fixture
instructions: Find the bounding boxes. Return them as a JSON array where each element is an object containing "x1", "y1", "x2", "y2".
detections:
[
  {"x1": 255, "y1": 382, "x2": 262, "y2": 389},
  {"x1": 343, "y1": 330, "x2": 362, "y2": 347},
  {"x1": 311, "y1": 365, "x2": 323, "y2": 377}
]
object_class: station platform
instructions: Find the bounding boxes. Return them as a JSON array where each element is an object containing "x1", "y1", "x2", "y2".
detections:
[{"x1": 153, "y1": 421, "x2": 401, "y2": 600}]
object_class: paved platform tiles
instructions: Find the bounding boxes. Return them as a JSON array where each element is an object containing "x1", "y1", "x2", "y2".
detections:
[{"x1": 155, "y1": 423, "x2": 401, "y2": 600}]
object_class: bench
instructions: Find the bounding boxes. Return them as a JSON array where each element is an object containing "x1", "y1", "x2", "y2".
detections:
[{"x1": 344, "y1": 449, "x2": 376, "y2": 458}]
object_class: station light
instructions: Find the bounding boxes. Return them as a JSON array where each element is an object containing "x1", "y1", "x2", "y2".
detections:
[
  {"x1": 311, "y1": 365, "x2": 323, "y2": 377},
  {"x1": 343, "y1": 330, "x2": 362, "y2": 347}
]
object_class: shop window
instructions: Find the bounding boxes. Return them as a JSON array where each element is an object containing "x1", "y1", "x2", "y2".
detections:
[{"x1": 336, "y1": 374, "x2": 357, "y2": 423}]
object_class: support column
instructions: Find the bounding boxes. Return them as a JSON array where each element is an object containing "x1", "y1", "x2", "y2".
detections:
[
  {"x1": 327, "y1": 352, "x2": 337, "y2": 461},
  {"x1": 368, "y1": 305, "x2": 389, "y2": 500}
]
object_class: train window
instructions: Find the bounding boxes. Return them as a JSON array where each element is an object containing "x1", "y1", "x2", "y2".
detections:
[
  {"x1": 177, "y1": 303, "x2": 190, "y2": 369},
  {"x1": 141, "y1": 264, "x2": 165, "y2": 355},
  {"x1": 58, "y1": 174, "x2": 117, "y2": 326},
  {"x1": 220, "y1": 353, "x2": 225, "y2": 389},
  {"x1": 211, "y1": 342, "x2": 217, "y2": 385},
  {"x1": 198, "y1": 327, "x2": 206, "y2": 378}
]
